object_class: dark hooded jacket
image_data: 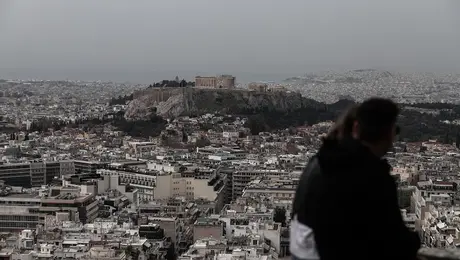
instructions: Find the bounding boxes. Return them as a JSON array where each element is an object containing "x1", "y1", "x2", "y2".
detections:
[{"x1": 291, "y1": 138, "x2": 420, "y2": 260}]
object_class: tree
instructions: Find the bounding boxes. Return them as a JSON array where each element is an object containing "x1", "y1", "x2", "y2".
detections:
[
  {"x1": 444, "y1": 133, "x2": 450, "y2": 144},
  {"x1": 109, "y1": 94, "x2": 134, "y2": 106},
  {"x1": 246, "y1": 115, "x2": 268, "y2": 135},
  {"x1": 149, "y1": 80, "x2": 194, "y2": 88},
  {"x1": 195, "y1": 137, "x2": 211, "y2": 148},
  {"x1": 125, "y1": 245, "x2": 140, "y2": 260},
  {"x1": 125, "y1": 245, "x2": 133, "y2": 256},
  {"x1": 182, "y1": 130, "x2": 188, "y2": 143},
  {"x1": 165, "y1": 244, "x2": 175, "y2": 260},
  {"x1": 286, "y1": 142, "x2": 300, "y2": 154},
  {"x1": 273, "y1": 207, "x2": 287, "y2": 226},
  {"x1": 198, "y1": 123, "x2": 213, "y2": 131},
  {"x1": 456, "y1": 132, "x2": 460, "y2": 148}
]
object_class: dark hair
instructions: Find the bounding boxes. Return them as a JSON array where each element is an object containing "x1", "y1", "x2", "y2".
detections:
[
  {"x1": 325, "y1": 104, "x2": 358, "y2": 141},
  {"x1": 355, "y1": 98, "x2": 399, "y2": 143}
]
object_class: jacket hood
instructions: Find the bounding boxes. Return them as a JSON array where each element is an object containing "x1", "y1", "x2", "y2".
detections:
[{"x1": 317, "y1": 137, "x2": 390, "y2": 174}]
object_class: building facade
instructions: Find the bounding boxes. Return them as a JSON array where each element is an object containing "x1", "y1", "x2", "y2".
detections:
[
  {"x1": 195, "y1": 75, "x2": 235, "y2": 89},
  {"x1": 0, "y1": 194, "x2": 41, "y2": 232},
  {"x1": 0, "y1": 160, "x2": 78, "y2": 188}
]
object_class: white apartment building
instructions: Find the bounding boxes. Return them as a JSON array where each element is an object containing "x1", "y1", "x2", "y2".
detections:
[
  {"x1": 97, "y1": 169, "x2": 226, "y2": 212},
  {"x1": 418, "y1": 179, "x2": 457, "y2": 198},
  {"x1": 155, "y1": 172, "x2": 226, "y2": 213},
  {"x1": 128, "y1": 141, "x2": 156, "y2": 157},
  {"x1": 98, "y1": 169, "x2": 154, "y2": 202},
  {"x1": 208, "y1": 153, "x2": 237, "y2": 162},
  {"x1": 147, "y1": 161, "x2": 180, "y2": 173},
  {"x1": 230, "y1": 169, "x2": 291, "y2": 200}
]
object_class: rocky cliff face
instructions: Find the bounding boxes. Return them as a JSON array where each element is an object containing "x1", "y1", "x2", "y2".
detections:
[{"x1": 124, "y1": 88, "x2": 311, "y2": 120}]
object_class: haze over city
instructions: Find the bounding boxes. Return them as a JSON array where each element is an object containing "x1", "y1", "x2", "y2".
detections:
[
  {"x1": 3, "y1": 1, "x2": 460, "y2": 260},
  {"x1": 1, "y1": 0, "x2": 460, "y2": 83}
]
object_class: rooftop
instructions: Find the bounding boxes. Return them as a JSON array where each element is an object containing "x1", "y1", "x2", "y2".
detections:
[{"x1": 195, "y1": 217, "x2": 221, "y2": 226}]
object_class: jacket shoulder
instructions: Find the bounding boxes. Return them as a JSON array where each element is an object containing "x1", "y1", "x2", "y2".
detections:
[
  {"x1": 292, "y1": 156, "x2": 322, "y2": 221},
  {"x1": 301, "y1": 156, "x2": 321, "y2": 181}
]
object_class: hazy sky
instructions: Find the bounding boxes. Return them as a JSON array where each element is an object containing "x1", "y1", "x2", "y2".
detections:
[{"x1": 1, "y1": 0, "x2": 460, "y2": 83}]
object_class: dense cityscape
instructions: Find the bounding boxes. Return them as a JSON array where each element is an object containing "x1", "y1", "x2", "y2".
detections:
[{"x1": 0, "y1": 71, "x2": 459, "y2": 259}]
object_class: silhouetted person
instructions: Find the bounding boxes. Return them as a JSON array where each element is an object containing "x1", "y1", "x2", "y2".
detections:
[{"x1": 290, "y1": 98, "x2": 420, "y2": 260}]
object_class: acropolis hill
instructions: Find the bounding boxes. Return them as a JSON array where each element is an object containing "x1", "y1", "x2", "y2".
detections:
[{"x1": 125, "y1": 87, "x2": 307, "y2": 119}]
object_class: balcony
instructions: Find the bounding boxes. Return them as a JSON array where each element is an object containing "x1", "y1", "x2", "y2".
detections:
[{"x1": 418, "y1": 248, "x2": 460, "y2": 260}]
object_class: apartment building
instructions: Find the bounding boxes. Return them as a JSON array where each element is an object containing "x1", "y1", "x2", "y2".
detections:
[
  {"x1": 0, "y1": 193, "x2": 42, "y2": 232},
  {"x1": 155, "y1": 171, "x2": 226, "y2": 213},
  {"x1": 40, "y1": 186, "x2": 99, "y2": 224},
  {"x1": 45, "y1": 161, "x2": 62, "y2": 184},
  {"x1": 30, "y1": 162, "x2": 46, "y2": 187},
  {"x1": 193, "y1": 218, "x2": 223, "y2": 241},
  {"x1": 147, "y1": 217, "x2": 181, "y2": 254},
  {"x1": 98, "y1": 169, "x2": 155, "y2": 202},
  {"x1": 228, "y1": 169, "x2": 291, "y2": 201},
  {"x1": 127, "y1": 141, "x2": 157, "y2": 157},
  {"x1": 147, "y1": 161, "x2": 180, "y2": 173},
  {"x1": 0, "y1": 186, "x2": 98, "y2": 232},
  {"x1": 0, "y1": 162, "x2": 31, "y2": 187},
  {"x1": 0, "y1": 161, "x2": 76, "y2": 187},
  {"x1": 138, "y1": 198, "x2": 200, "y2": 219},
  {"x1": 0, "y1": 160, "x2": 106, "y2": 188},
  {"x1": 98, "y1": 168, "x2": 226, "y2": 213},
  {"x1": 418, "y1": 179, "x2": 457, "y2": 198},
  {"x1": 74, "y1": 160, "x2": 107, "y2": 175},
  {"x1": 242, "y1": 176, "x2": 299, "y2": 201},
  {"x1": 60, "y1": 160, "x2": 75, "y2": 176}
]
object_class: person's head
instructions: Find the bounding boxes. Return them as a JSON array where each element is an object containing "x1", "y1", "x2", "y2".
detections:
[{"x1": 352, "y1": 98, "x2": 400, "y2": 157}]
